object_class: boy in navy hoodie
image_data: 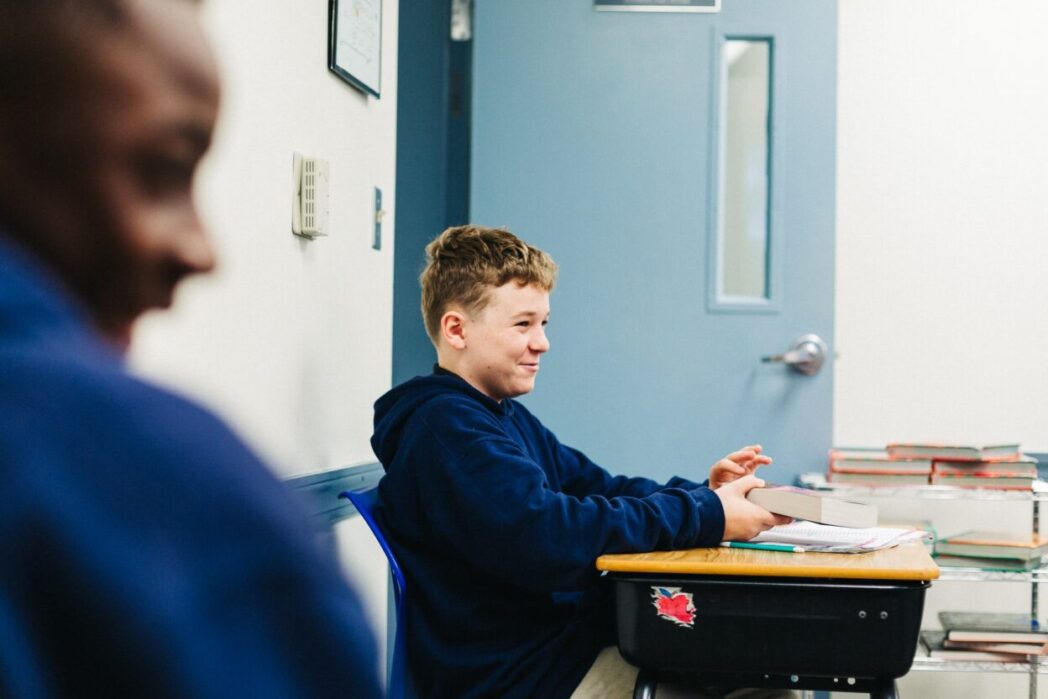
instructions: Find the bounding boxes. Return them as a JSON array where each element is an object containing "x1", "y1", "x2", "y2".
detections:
[{"x1": 371, "y1": 225, "x2": 790, "y2": 699}]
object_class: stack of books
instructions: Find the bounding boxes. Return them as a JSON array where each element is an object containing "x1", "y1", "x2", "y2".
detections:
[
  {"x1": 827, "y1": 448, "x2": 931, "y2": 486},
  {"x1": 932, "y1": 461, "x2": 1038, "y2": 491},
  {"x1": 825, "y1": 443, "x2": 1039, "y2": 490},
  {"x1": 921, "y1": 612, "x2": 1048, "y2": 661},
  {"x1": 933, "y1": 530, "x2": 1048, "y2": 571}
]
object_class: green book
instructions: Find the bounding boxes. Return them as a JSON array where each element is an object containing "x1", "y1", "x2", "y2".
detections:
[
  {"x1": 939, "y1": 611, "x2": 1042, "y2": 634},
  {"x1": 935, "y1": 530, "x2": 1048, "y2": 561},
  {"x1": 933, "y1": 554, "x2": 1041, "y2": 572}
]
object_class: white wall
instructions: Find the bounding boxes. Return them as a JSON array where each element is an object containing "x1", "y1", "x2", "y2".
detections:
[
  {"x1": 127, "y1": 0, "x2": 398, "y2": 683},
  {"x1": 837, "y1": 2, "x2": 1048, "y2": 697},
  {"x1": 836, "y1": 0, "x2": 1048, "y2": 452},
  {"x1": 130, "y1": 1, "x2": 397, "y2": 479}
]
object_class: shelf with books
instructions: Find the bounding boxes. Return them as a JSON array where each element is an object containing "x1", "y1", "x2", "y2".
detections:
[
  {"x1": 910, "y1": 656, "x2": 1048, "y2": 674},
  {"x1": 911, "y1": 621, "x2": 1048, "y2": 675},
  {"x1": 934, "y1": 564, "x2": 1048, "y2": 583},
  {"x1": 797, "y1": 468, "x2": 1048, "y2": 697},
  {"x1": 799, "y1": 472, "x2": 1048, "y2": 501}
]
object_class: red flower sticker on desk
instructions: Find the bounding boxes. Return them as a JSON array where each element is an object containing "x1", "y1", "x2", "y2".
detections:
[{"x1": 651, "y1": 586, "x2": 696, "y2": 628}]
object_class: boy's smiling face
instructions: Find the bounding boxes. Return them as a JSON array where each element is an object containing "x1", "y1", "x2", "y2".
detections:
[{"x1": 444, "y1": 281, "x2": 551, "y2": 402}]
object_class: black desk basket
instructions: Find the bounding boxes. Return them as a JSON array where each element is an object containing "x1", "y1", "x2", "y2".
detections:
[{"x1": 615, "y1": 573, "x2": 929, "y2": 684}]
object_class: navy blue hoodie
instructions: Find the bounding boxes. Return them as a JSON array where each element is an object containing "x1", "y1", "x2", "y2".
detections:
[
  {"x1": 371, "y1": 370, "x2": 726, "y2": 698},
  {"x1": 0, "y1": 233, "x2": 382, "y2": 698}
]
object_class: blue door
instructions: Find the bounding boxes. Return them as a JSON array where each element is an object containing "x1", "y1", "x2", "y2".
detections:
[{"x1": 469, "y1": 0, "x2": 837, "y2": 484}]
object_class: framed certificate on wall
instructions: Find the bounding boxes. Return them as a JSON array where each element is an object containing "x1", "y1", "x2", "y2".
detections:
[
  {"x1": 595, "y1": 0, "x2": 720, "y2": 11},
  {"x1": 328, "y1": 0, "x2": 382, "y2": 97}
]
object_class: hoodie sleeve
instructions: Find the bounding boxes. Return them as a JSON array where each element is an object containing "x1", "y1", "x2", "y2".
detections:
[
  {"x1": 544, "y1": 437, "x2": 706, "y2": 499},
  {"x1": 407, "y1": 399, "x2": 724, "y2": 593}
]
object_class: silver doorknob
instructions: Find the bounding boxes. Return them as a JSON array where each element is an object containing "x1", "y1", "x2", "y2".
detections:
[{"x1": 762, "y1": 334, "x2": 828, "y2": 376}]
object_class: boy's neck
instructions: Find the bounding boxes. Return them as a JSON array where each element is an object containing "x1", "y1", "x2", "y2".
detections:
[{"x1": 435, "y1": 347, "x2": 465, "y2": 378}]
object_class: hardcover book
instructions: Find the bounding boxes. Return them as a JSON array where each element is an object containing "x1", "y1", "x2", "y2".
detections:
[
  {"x1": 943, "y1": 639, "x2": 1046, "y2": 655},
  {"x1": 948, "y1": 630, "x2": 1048, "y2": 645},
  {"x1": 828, "y1": 448, "x2": 888, "y2": 460},
  {"x1": 887, "y1": 443, "x2": 1021, "y2": 462},
  {"x1": 745, "y1": 485, "x2": 877, "y2": 528},
  {"x1": 939, "y1": 611, "x2": 1042, "y2": 635},
  {"x1": 933, "y1": 459, "x2": 1038, "y2": 477},
  {"x1": 828, "y1": 449, "x2": 933, "y2": 472},
  {"x1": 930, "y1": 473, "x2": 1035, "y2": 490},
  {"x1": 933, "y1": 554, "x2": 1041, "y2": 572},
  {"x1": 919, "y1": 630, "x2": 1019, "y2": 662},
  {"x1": 828, "y1": 470, "x2": 931, "y2": 486},
  {"x1": 934, "y1": 531, "x2": 1048, "y2": 561}
]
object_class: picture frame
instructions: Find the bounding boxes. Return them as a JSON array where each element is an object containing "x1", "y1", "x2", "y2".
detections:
[
  {"x1": 328, "y1": 0, "x2": 382, "y2": 98},
  {"x1": 594, "y1": 0, "x2": 720, "y2": 11}
]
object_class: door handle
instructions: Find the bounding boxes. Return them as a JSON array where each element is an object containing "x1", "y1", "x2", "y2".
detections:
[{"x1": 762, "y1": 334, "x2": 828, "y2": 376}]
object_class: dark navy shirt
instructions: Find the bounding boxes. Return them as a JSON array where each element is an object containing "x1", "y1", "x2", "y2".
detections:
[
  {"x1": 371, "y1": 369, "x2": 725, "y2": 699},
  {"x1": 0, "y1": 234, "x2": 382, "y2": 699}
]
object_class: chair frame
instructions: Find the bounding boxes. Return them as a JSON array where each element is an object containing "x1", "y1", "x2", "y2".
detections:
[{"x1": 340, "y1": 487, "x2": 414, "y2": 699}]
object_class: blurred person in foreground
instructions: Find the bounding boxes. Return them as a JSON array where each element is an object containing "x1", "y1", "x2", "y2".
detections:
[{"x1": 0, "y1": 1, "x2": 382, "y2": 696}]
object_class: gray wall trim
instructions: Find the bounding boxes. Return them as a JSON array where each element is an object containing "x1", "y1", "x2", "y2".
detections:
[{"x1": 286, "y1": 462, "x2": 384, "y2": 526}]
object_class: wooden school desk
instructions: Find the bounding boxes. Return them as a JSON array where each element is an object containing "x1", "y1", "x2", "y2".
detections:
[{"x1": 596, "y1": 544, "x2": 939, "y2": 699}]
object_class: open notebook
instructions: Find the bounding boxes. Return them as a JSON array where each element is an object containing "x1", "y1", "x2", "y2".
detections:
[{"x1": 749, "y1": 521, "x2": 931, "y2": 553}]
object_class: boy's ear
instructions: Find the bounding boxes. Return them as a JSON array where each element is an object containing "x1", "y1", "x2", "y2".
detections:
[{"x1": 440, "y1": 310, "x2": 468, "y2": 350}]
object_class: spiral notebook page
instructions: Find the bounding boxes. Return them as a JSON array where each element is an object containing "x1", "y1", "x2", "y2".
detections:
[{"x1": 750, "y1": 521, "x2": 930, "y2": 553}]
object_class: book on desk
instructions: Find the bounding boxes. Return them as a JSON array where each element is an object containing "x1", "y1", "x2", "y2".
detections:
[{"x1": 746, "y1": 484, "x2": 877, "y2": 528}]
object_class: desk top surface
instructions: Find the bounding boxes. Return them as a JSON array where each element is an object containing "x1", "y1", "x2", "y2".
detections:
[{"x1": 596, "y1": 543, "x2": 940, "y2": 581}]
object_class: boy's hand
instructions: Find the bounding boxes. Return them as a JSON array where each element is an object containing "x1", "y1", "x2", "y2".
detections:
[
  {"x1": 714, "y1": 474, "x2": 793, "y2": 541},
  {"x1": 708, "y1": 444, "x2": 772, "y2": 489}
]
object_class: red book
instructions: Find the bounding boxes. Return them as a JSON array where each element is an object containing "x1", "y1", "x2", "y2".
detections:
[{"x1": 887, "y1": 443, "x2": 1021, "y2": 462}]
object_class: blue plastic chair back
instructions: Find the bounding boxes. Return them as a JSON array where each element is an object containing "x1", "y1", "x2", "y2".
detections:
[
  {"x1": 340, "y1": 486, "x2": 414, "y2": 699},
  {"x1": 342, "y1": 487, "x2": 407, "y2": 609}
]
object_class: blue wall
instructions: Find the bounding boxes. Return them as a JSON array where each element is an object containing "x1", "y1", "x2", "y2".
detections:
[
  {"x1": 468, "y1": 0, "x2": 838, "y2": 484},
  {"x1": 392, "y1": 0, "x2": 472, "y2": 385},
  {"x1": 393, "y1": 1, "x2": 838, "y2": 484}
]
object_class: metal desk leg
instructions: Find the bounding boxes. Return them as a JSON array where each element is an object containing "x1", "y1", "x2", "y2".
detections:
[
  {"x1": 633, "y1": 669, "x2": 658, "y2": 699},
  {"x1": 868, "y1": 679, "x2": 898, "y2": 699}
]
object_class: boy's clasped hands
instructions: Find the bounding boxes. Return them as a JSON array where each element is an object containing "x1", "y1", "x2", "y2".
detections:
[{"x1": 708, "y1": 444, "x2": 793, "y2": 541}]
